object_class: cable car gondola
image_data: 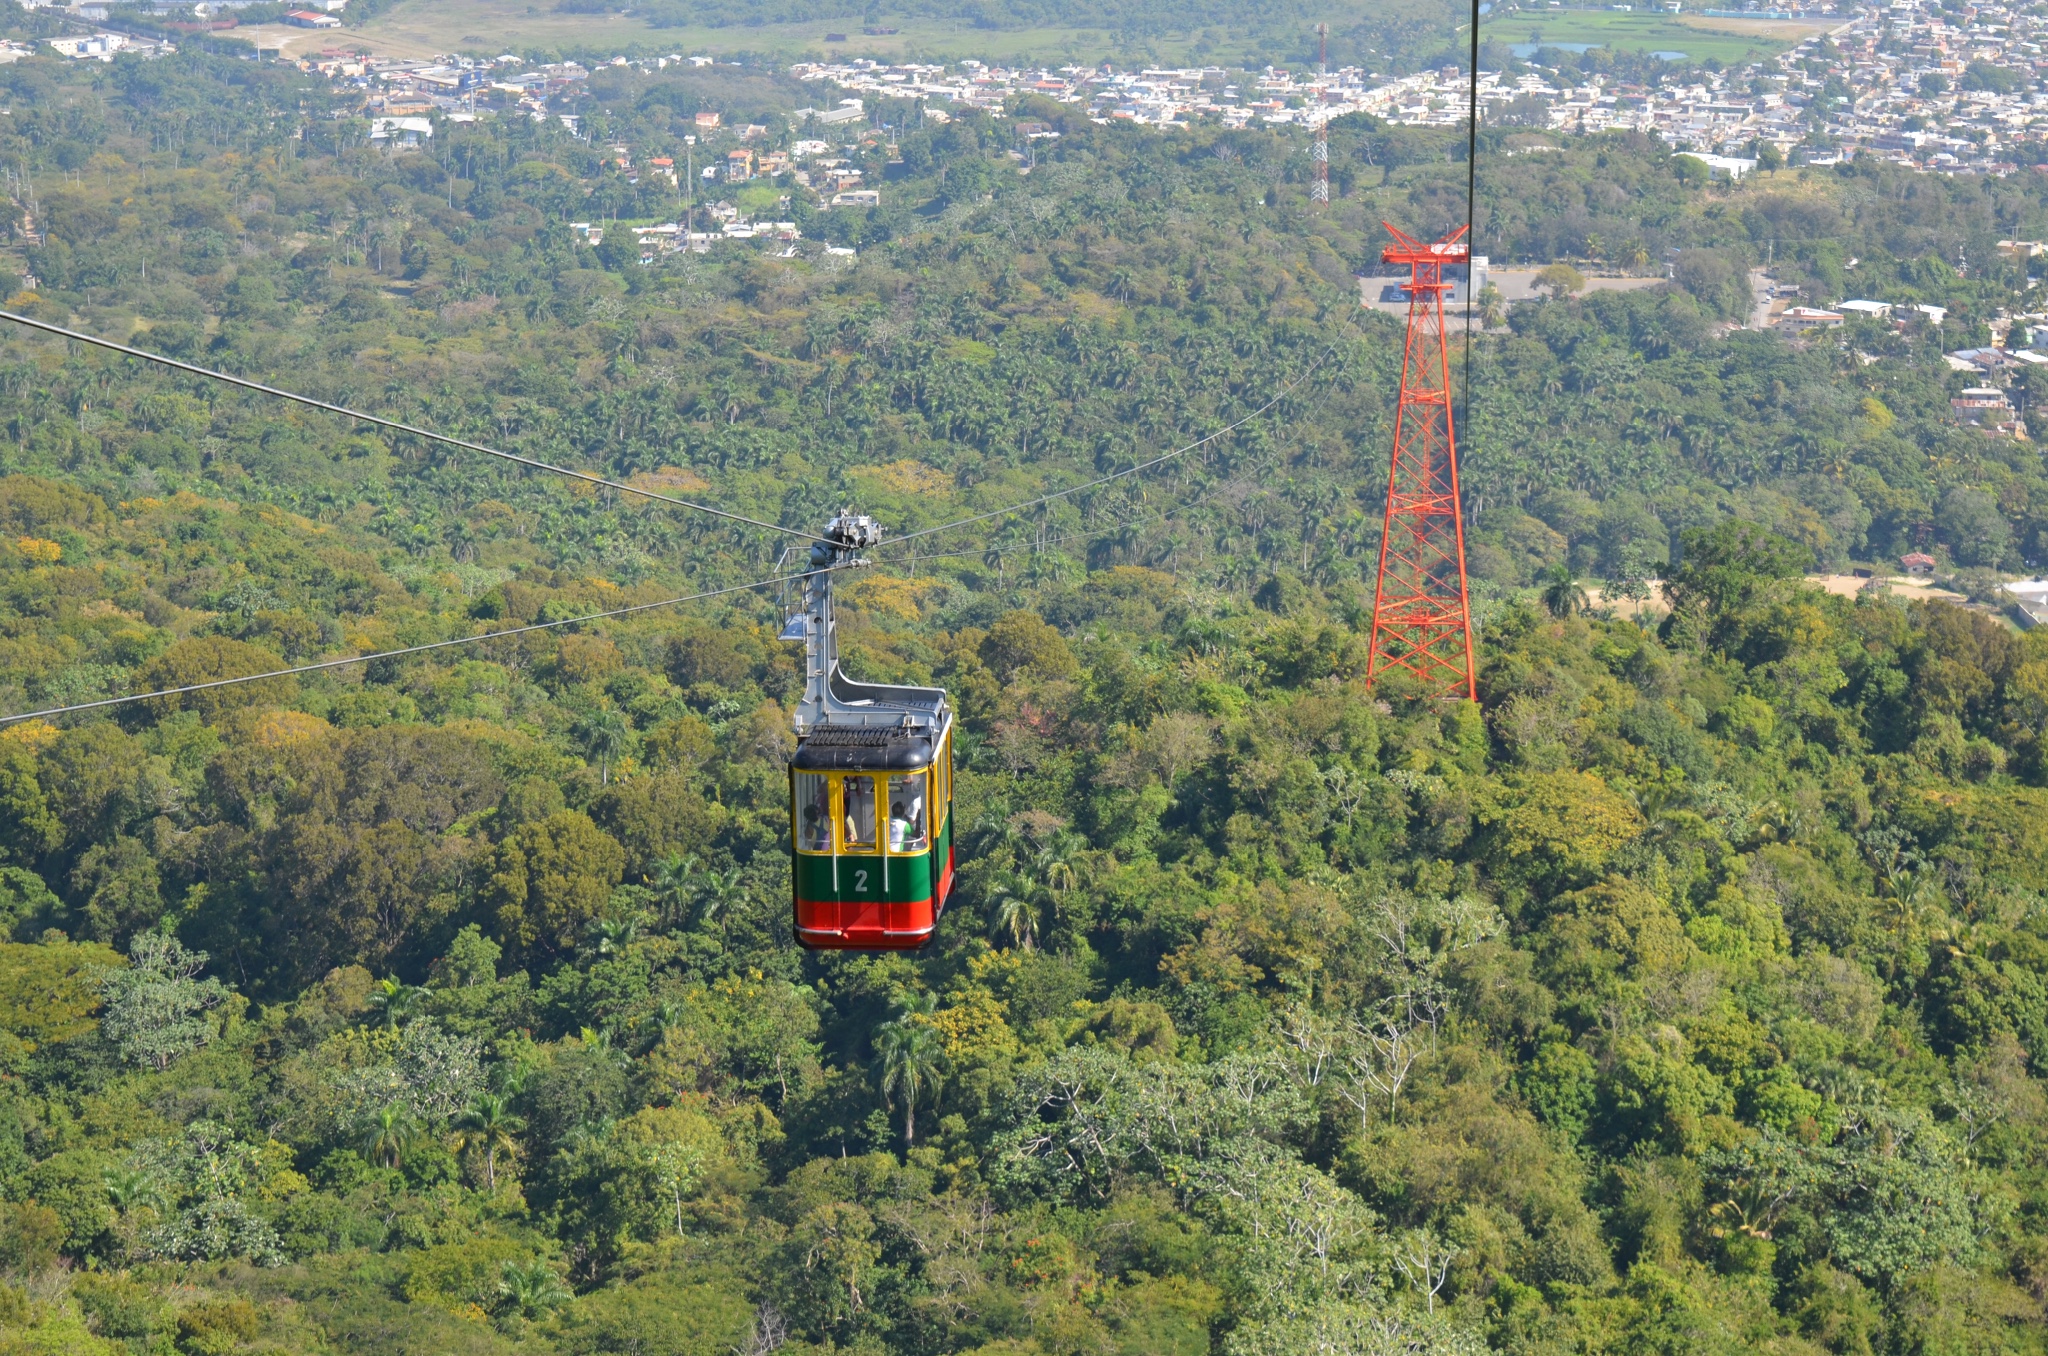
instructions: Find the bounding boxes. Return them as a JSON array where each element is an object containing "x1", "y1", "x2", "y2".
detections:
[{"x1": 783, "y1": 514, "x2": 954, "y2": 949}]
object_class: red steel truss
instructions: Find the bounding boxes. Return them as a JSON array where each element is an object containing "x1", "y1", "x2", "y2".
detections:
[{"x1": 1366, "y1": 222, "x2": 1477, "y2": 702}]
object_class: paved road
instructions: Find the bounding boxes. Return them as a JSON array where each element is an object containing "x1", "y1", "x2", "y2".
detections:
[{"x1": 1748, "y1": 269, "x2": 1775, "y2": 330}]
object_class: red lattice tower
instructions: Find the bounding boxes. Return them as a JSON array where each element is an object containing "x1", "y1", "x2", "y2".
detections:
[{"x1": 1366, "y1": 222, "x2": 1477, "y2": 701}]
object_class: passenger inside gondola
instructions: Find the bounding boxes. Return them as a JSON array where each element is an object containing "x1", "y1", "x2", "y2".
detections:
[
  {"x1": 888, "y1": 773, "x2": 927, "y2": 851},
  {"x1": 798, "y1": 774, "x2": 832, "y2": 851}
]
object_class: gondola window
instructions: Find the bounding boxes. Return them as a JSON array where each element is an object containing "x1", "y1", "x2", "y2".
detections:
[
  {"x1": 842, "y1": 774, "x2": 877, "y2": 851},
  {"x1": 888, "y1": 772, "x2": 928, "y2": 853}
]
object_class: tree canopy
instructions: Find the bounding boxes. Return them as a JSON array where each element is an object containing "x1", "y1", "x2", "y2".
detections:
[{"x1": 0, "y1": 40, "x2": 2042, "y2": 1356}]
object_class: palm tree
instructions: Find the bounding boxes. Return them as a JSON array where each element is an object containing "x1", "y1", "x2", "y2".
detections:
[
  {"x1": 1035, "y1": 832, "x2": 1086, "y2": 898},
  {"x1": 966, "y1": 799, "x2": 1021, "y2": 862},
  {"x1": 693, "y1": 864, "x2": 748, "y2": 944},
  {"x1": 644, "y1": 998, "x2": 687, "y2": 1053},
  {"x1": 1861, "y1": 828, "x2": 1933, "y2": 927},
  {"x1": 1538, "y1": 563, "x2": 1588, "y2": 619},
  {"x1": 578, "y1": 1026, "x2": 629, "y2": 1068},
  {"x1": 498, "y1": 1259, "x2": 572, "y2": 1320},
  {"x1": 1024, "y1": 550, "x2": 1075, "y2": 589},
  {"x1": 1632, "y1": 781, "x2": 1680, "y2": 827},
  {"x1": 492, "y1": 1054, "x2": 536, "y2": 1099},
  {"x1": 649, "y1": 852, "x2": 699, "y2": 928},
  {"x1": 874, "y1": 1015, "x2": 944, "y2": 1149},
  {"x1": 365, "y1": 977, "x2": 426, "y2": 1029},
  {"x1": 449, "y1": 1094, "x2": 525, "y2": 1191},
  {"x1": 1476, "y1": 282, "x2": 1506, "y2": 329},
  {"x1": 584, "y1": 913, "x2": 642, "y2": 958},
  {"x1": 359, "y1": 1103, "x2": 421, "y2": 1170},
  {"x1": 990, "y1": 874, "x2": 1041, "y2": 952},
  {"x1": 104, "y1": 1167, "x2": 166, "y2": 1219},
  {"x1": 574, "y1": 706, "x2": 633, "y2": 786},
  {"x1": 1010, "y1": 832, "x2": 1091, "y2": 945},
  {"x1": 1112, "y1": 519, "x2": 1146, "y2": 565}
]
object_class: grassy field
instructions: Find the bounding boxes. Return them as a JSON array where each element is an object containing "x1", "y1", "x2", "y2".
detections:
[
  {"x1": 1484, "y1": 7, "x2": 1833, "y2": 63},
  {"x1": 248, "y1": 0, "x2": 1827, "y2": 71},
  {"x1": 255, "y1": 0, "x2": 1260, "y2": 64},
  {"x1": 241, "y1": 0, "x2": 675, "y2": 61}
]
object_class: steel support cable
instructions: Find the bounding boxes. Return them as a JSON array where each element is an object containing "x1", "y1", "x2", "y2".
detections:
[
  {"x1": 0, "y1": 302, "x2": 1358, "y2": 563},
  {"x1": 1465, "y1": 0, "x2": 1481, "y2": 446},
  {"x1": 0, "y1": 564, "x2": 860, "y2": 727},
  {"x1": 0, "y1": 311, "x2": 1350, "y2": 727},
  {"x1": 877, "y1": 316, "x2": 1365, "y2": 559},
  {"x1": 0, "y1": 250, "x2": 1368, "y2": 729},
  {"x1": 0, "y1": 309, "x2": 830, "y2": 544}
]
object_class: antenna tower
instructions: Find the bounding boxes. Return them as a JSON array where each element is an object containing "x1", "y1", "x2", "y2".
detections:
[
  {"x1": 1366, "y1": 222, "x2": 1477, "y2": 701},
  {"x1": 1311, "y1": 23, "x2": 1329, "y2": 205}
]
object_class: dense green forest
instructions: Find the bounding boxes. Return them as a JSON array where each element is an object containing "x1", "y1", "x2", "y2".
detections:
[{"x1": 0, "y1": 43, "x2": 2044, "y2": 1356}]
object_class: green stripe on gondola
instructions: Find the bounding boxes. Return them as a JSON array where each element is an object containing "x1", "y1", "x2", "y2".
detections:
[{"x1": 794, "y1": 814, "x2": 951, "y2": 905}]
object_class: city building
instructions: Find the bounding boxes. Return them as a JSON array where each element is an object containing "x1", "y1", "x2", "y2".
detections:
[{"x1": 1778, "y1": 306, "x2": 1845, "y2": 329}]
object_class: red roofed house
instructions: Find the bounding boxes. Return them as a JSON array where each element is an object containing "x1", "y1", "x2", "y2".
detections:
[{"x1": 1901, "y1": 552, "x2": 1936, "y2": 575}]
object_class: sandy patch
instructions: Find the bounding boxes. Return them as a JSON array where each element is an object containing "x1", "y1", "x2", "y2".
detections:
[
  {"x1": 1809, "y1": 573, "x2": 1968, "y2": 604},
  {"x1": 1675, "y1": 14, "x2": 1835, "y2": 40}
]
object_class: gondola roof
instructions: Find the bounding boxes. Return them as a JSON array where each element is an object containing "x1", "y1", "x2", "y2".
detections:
[{"x1": 792, "y1": 720, "x2": 940, "y2": 771}]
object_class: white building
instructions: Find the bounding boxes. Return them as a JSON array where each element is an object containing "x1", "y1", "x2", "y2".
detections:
[
  {"x1": 2003, "y1": 579, "x2": 2048, "y2": 628},
  {"x1": 1778, "y1": 306, "x2": 1845, "y2": 329},
  {"x1": 369, "y1": 116, "x2": 433, "y2": 148},
  {"x1": 47, "y1": 32, "x2": 126, "y2": 60},
  {"x1": 797, "y1": 101, "x2": 867, "y2": 127},
  {"x1": 1674, "y1": 151, "x2": 1758, "y2": 178}
]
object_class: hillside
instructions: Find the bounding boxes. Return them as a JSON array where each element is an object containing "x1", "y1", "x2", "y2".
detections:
[{"x1": 0, "y1": 45, "x2": 2043, "y2": 1356}]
